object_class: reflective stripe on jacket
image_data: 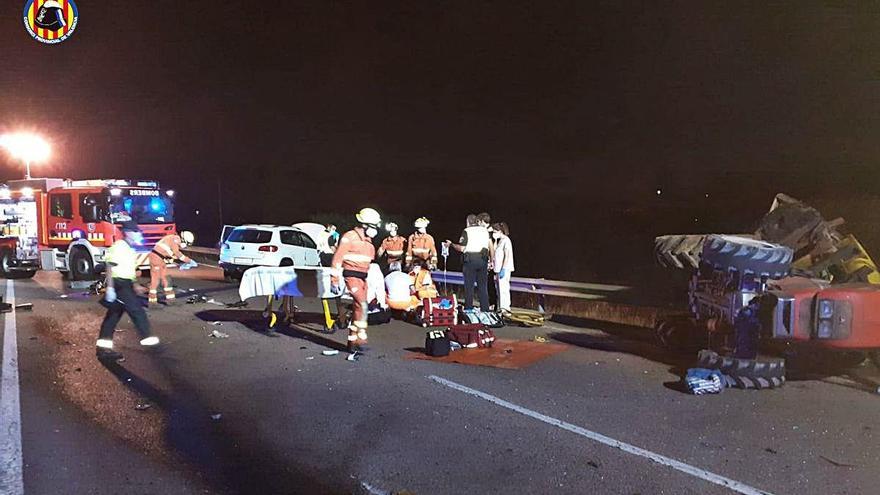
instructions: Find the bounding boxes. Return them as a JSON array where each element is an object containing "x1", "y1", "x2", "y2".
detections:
[
  {"x1": 406, "y1": 233, "x2": 437, "y2": 263},
  {"x1": 331, "y1": 227, "x2": 375, "y2": 283},
  {"x1": 379, "y1": 236, "x2": 406, "y2": 261}
]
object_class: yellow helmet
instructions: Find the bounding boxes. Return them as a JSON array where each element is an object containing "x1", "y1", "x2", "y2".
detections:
[
  {"x1": 356, "y1": 207, "x2": 382, "y2": 226},
  {"x1": 414, "y1": 217, "x2": 430, "y2": 229}
]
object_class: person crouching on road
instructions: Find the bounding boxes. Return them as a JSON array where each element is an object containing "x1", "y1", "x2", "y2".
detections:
[
  {"x1": 377, "y1": 222, "x2": 406, "y2": 273},
  {"x1": 492, "y1": 222, "x2": 515, "y2": 314},
  {"x1": 446, "y1": 213, "x2": 494, "y2": 312},
  {"x1": 96, "y1": 221, "x2": 159, "y2": 361},
  {"x1": 331, "y1": 208, "x2": 381, "y2": 352},
  {"x1": 406, "y1": 217, "x2": 438, "y2": 271},
  {"x1": 148, "y1": 231, "x2": 197, "y2": 304}
]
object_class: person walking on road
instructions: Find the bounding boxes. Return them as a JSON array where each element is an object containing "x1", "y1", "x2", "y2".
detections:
[
  {"x1": 96, "y1": 221, "x2": 160, "y2": 361},
  {"x1": 148, "y1": 231, "x2": 197, "y2": 304},
  {"x1": 492, "y1": 222, "x2": 515, "y2": 314},
  {"x1": 406, "y1": 217, "x2": 438, "y2": 270},
  {"x1": 446, "y1": 214, "x2": 494, "y2": 312},
  {"x1": 377, "y1": 222, "x2": 406, "y2": 272},
  {"x1": 331, "y1": 208, "x2": 382, "y2": 352}
]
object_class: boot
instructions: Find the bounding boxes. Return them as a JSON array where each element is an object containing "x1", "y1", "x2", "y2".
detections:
[{"x1": 164, "y1": 287, "x2": 176, "y2": 304}]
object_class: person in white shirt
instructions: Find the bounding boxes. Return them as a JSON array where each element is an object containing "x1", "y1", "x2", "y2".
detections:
[{"x1": 492, "y1": 222, "x2": 515, "y2": 313}]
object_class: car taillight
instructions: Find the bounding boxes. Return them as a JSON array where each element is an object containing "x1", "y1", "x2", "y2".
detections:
[{"x1": 258, "y1": 245, "x2": 278, "y2": 252}]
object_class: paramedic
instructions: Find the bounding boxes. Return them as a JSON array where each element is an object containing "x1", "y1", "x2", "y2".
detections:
[
  {"x1": 406, "y1": 217, "x2": 438, "y2": 270},
  {"x1": 148, "y1": 231, "x2": 197, "y2": 304},
  {"x1": 377, "y1": 222, "x2": 406, "y2": 272},
  {"x1": 492, "y1": 222, "x2": 515, "y2": 313},
  {"x1": 331, "y1": 208, "x2": 381, "y2": 352}
]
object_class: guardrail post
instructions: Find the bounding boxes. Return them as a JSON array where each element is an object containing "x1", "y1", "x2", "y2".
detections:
[{"x1": 532, "y1": 284, "x2": 546, "y2": 314}]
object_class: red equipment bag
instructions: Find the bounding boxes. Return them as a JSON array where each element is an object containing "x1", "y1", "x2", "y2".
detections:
[
  {"x1": 420, "y1": 295, "x2": 457, "y2": 328},
  {"x1": 446, "y1": 323, "x2": 495, "y2": 348}
]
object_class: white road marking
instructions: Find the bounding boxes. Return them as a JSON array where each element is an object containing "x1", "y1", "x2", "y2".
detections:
[
  {"x1": 429, "y1": 375, "x2": 775, "y2": 495},
  {"x1": 0, "y1": 279, "x2": 23, "y2": 495}
]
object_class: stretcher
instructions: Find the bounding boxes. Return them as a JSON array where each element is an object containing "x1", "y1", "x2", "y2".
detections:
[
  {"x1": 237, "y1": 264, "x2": 387, "y2": 332},
  {"x1": 238, "y1": 265, "x2": 346, "y2": 332}
]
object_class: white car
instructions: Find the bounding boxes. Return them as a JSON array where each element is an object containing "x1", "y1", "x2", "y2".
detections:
[{"x1": 219, "y1": 224, "x2": 321, "y2": 279}]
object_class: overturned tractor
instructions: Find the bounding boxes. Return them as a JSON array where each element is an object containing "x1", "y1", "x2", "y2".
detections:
[{"x1": 655, "y1": 194, "x2": 880, "y2": 383}]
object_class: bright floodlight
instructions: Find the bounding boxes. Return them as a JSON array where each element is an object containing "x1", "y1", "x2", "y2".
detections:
[{"x1": 0, "y1": 133, "x2": 51, "y2": 179}]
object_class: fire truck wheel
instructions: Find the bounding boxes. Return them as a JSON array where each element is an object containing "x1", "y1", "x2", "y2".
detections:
[
  {"x1": 69, "y1": 248, "x2": 96, "y2": 281},
  {"x1": 697, "y1": 349, "x2": 786, "y2": 379},
  {"x1": 701, "y1": 235, "x2": 793, "y2": 279},
  {"x1": 0, "y1": 249, "x2": 13, "y2": 278}
]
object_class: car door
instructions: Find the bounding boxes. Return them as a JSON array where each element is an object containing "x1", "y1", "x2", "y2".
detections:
[
  {"x1": 295, "y1": 231, "x2": 320, "y2": 266},
  {"x1": 279, "y1": 230, "x2": 304, "y2": 266}
]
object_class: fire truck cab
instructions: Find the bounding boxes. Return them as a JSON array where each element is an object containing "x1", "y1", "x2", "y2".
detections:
[{"x1": 0, "y1": 178, "x2": 178, "y2": 280}]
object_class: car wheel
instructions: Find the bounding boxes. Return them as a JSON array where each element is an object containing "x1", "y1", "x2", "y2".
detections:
[
  {"x1": 279, "y1": 258, "x2": 294, "y2": 267},
  {"x1": 69, "y1": 248, "x2": 96, "y2": 281}
]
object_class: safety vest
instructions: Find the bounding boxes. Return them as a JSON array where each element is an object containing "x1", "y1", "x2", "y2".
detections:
[
  {"x1": 462, "y1": 226, "x2": 490, "y2": 255},
  {"x1": 105, "y1": 240, "x2": 138, "y2": 280}
]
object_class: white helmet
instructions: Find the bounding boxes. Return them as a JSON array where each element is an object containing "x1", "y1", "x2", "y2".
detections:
[
  {"x1": 385, "y1": 222, "x2": 398, "y2": 232},
  {"x1": 413, "y1": 217, "x2": 430, "y2": 229},
  {"x1": 180, "y1": 231, "x2": 195, "y2": 245},
  {"x1": 356, "y1": 207, "x2": 382, "y2": 226}
]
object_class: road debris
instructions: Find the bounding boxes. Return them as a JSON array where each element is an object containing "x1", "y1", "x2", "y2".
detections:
[
  {"x1": 306, "y1": 356, "x2": 315, "y2": 360},
  {"x1": 820, "y1": 455, "x2": 856, "y2": 468},
  {"x1": 206, "y1": 298, "x2": 225, "y2": 306},
  {"x1": 322, "y1": 350, "x2": 339, "y2": 356},
  {"x1": 531, "y1": 335, "x2": 548, "y2": 343},
  {"x1": 210, "y1": 321, "x2": 223, "y2": 326},
  {"x1": 209, "y1": 329, "x2": 229, "y2": 339},
  {"x1": 226, "y1": 300, "x2": 248, "y2": 308},
  {"x1": 211, "y1": 413, "x2": 222, "y2": 421},
  {"x1": 59, "y1": 294, "x2": 68, "y2": 298},
  {"x1": 347, "y1": 351, "x2": 360, "y2": 361},
  {"x1": 15, "y1": 303, "x2": 33, "y2": 311},
  {"x1": 134, "y1": 403, "x2": 151, "y2": 411},
  {"x1": 186, "y1": 295, "x2": 208, "y2": 304}
]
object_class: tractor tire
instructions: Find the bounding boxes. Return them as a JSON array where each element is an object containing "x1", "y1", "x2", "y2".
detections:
[
  {"x1": 0, "y1": 249, "x2": 14, "y2": 278},
  {"x1": 723, "y1": 375, "x2": 786, "y2": 390},
  {"x1": 701, "y1": 235, "x2": 793, "y2": 279},
  {"x1": 69, "y1": 248, "x2": 96, "y2": 281},
  {"x1": 654, "y1": 234, "x2": 706, "y2": 270},
  {"x1": 697, "y1": 349, "x2": 786, "y2": 380}
]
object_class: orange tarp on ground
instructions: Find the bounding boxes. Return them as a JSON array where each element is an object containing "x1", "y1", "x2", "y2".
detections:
[{"x1": 406, "y1": 339, "x2": 569, "y2": 369}]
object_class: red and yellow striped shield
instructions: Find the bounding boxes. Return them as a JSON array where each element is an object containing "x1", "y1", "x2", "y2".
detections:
[{"x1": 23, "y1": 0, "x2": 79, "y2": 44}]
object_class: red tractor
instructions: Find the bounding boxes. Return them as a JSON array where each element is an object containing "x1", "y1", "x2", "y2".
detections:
[
  {"x1": 0, "y1": 178, "x2": 178, "y2": 280},
  {"x1": 655, "y1": 195, "x2": 880, "y2": 377}
]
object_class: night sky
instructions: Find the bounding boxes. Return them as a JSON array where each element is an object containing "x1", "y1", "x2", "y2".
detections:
[{"x1": 2, "y1": 3, "x2": 879, "y2": 281}]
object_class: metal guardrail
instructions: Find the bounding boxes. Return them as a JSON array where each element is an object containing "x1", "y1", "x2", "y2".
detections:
[
  {"x1": 184, "y1": 247, "x2": 631, "y2": 301},
  {"x1": 430, "y1": 271, "x2": 630, "y2": 301}
]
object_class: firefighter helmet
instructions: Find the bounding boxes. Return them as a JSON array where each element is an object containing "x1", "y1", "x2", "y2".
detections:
[
  {"x1": 356, "y1": 207, "x2": 381, "y2": 226},
  {"x1": 413, "y1": 217, "x2": 430, "y2": 229},
  {"x1": 385, "y1": 222, "x2": 398, "y2": 232},
  {"x1": 34, "y1": 0, "x2": 66, "y2": 30}
]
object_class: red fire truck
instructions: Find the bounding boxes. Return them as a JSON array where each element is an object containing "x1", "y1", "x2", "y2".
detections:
[{"x1": 0, "y1": 178, "x2": 179, "y2": 280}]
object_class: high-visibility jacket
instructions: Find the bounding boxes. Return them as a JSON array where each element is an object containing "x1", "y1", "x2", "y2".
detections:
[
  {"x1": 411, "y1": 268, "x2": 438, "y2": 299},
  {"x1": 331, "y1": 227, "x2": 375, "y2": 284},
  {"x1": 378, "y1": 235, "x2": 406, "y2": 263},
  {"x1": 406, "y1": 233, "x2": 437, "y2": 266},
  {"x1": 105, "y1": 240, "x2": 138, "y2": 280},
  {"x1": 153, "y1": 234, "x2": 191, "y2": 262}
]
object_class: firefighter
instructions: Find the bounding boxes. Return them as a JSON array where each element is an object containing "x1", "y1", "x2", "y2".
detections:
[
  {"x1": 406, "y1": 217, "x2": 437, "y2": 270},
  {"x1": 377, "y1": 222, "x2": 406, "y2": 272},
  {"x1": 148, "y1": 231, "x2": 197, "y2": 304},
  {"x1": 96, "y1": 221, "x2": 159, "y2": 361},
  {"x1": 409, "y1": 258, "x2": 438, "y2": 306},
  {"x1": 331, "y1": 208, "x2": 381, "y2": 352}
]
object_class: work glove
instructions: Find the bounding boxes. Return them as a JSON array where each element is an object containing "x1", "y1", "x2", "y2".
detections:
[
  {"x1": 180, "y1": 260, "x2": 198, "y2": 270},
  {"x1": 498, "y1": 268, "x2": 508, "y2": 279},
  {"x1": 330, "y1": 283, "x2": 342, "y2": 296},
  {"x1": 104, "y1": 287, "x2": 117, "y2": 303}
]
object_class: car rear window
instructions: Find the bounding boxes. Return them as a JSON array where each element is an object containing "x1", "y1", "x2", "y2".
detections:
[{"x1": 227, "y1": 229, "x2": 272, "y2": 244}]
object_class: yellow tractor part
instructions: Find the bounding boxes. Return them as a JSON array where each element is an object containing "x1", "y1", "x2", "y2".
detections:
[{"x1": 802, "y1": 235, "x2": 880, "y2": 284}]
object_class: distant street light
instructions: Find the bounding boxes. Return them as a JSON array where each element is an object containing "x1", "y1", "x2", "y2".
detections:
[{"x1": 0, "y1": 133, "x2": 51, "y2": 179}]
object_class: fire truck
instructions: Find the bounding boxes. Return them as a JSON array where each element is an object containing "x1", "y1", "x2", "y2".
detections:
[{"x1": 0, "y1": 178, "x2": 178, "y2": 280}]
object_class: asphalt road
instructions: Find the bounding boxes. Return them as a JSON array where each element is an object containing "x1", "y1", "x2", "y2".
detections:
[{"x1": 1, "y1": 267, "x2": 879, "y2": 495}]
